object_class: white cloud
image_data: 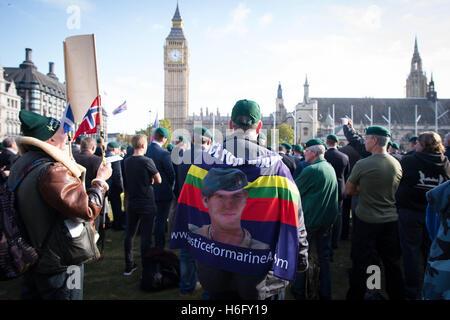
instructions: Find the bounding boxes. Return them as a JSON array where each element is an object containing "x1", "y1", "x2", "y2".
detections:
[
  {"x1": 37, "y1": 0, "x2": 94, "y2": 12},
  {"x1": 222, "y1": 3, "x2": 251, "y2": 35},
  {"x1": 333, "y1": 4, "x2": 383, "y2": 31},
  {"x1": 259, "y1": 13, "x2": 273, "y2": 26}
]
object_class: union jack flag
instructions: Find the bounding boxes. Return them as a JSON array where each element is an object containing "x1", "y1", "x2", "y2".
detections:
[
  {"x1": 73, "y1": 96, "x2": 101, "y2": 139},
  {"x1": 112, "y1": 101, "x2": 127, "y2": 115}
]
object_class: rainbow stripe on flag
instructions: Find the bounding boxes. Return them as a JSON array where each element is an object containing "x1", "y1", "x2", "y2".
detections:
[{"x1": 170, "y1": 143, "x2": 301, "y2": 281}]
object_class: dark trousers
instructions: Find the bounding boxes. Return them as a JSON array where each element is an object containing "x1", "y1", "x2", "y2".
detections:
[
  {"x1": 398, "y1": 207, "x2": 431, "y2": 299},
  {"x1": 346, "y1": 215, "x2": 405, "y2": 300},
  {"x1": 109, "y1": 190, "x2": 124, "y2": 230},
  {"x1": 292, "y1": 225, "x2": 333, "y2": 299},
  {"x1": 331, "y1": 200, "x2": 343, "y2": 249},
  {"x1": 341, "y1": 197, "x2": 352, "y2": 240},
  {"x1": 21, "y1": 265, "x2": 84, "y2": 300},
  {"x1": 124, "y1": 207, "x2": 155, "y2": 268},
  {"x1": 155, "y1": 200, "x2": 172, "y2": 248}
]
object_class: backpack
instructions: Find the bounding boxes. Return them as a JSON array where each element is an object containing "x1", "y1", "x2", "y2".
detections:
[
  {"x1": 140, "y1": 247, "x2": 180, "y2": 292},
  {"x1": 0, "y1": 159, "x2": 48, "y2": 280}
]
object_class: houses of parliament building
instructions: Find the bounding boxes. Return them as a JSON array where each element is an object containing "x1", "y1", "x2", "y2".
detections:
[{"x1": 165, "y1": 5, "x2": 449, "y2": 147}]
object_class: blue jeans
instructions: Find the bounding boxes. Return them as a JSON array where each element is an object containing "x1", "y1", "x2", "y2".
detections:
[
  {"x1": 291, "y1": 225, "x2": 332, "y2": 299},
  {"x1": 124, "y1": 207, "x2": 155, "y2": 268},
  {"x1": 21, "y1": 265, "x2": 84, "y2": 300},
  {"x1": 179, "y1": 248, "x2": 198, "y2": 294}
]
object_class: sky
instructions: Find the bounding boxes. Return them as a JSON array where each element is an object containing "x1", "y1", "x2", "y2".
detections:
[{"x1": 1, "y1": 0, "x2": 450, "y2": 134}]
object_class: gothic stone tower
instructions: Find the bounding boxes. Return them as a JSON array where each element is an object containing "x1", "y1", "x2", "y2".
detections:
[
  {"x1": 406, "y1": 37, "x2": 427, "y2": 98},
  {"x1": 164, "y1": 4, "x2": 189, "y2": 136}
]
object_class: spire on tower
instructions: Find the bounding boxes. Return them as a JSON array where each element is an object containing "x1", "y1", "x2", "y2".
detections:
[
  {"x1": 277, "y1": 82, "x2": 283, "y2": 99},
  {"x1": 173, "y1": 2, "x2": 182, "y2": 21}
]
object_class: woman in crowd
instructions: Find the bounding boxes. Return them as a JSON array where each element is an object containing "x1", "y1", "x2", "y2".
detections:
[{"x1": 396, "y1": 131, "x2": 450, "y2": 299}]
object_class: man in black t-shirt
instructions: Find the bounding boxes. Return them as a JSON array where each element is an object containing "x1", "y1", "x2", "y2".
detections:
[{"x1": 122, "y1": 134, "x2": 161, "y2": 276}]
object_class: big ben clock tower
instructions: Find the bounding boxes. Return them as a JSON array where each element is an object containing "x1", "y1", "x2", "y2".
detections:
[{"x1": 164, "y1": 4, "x2": 189, "y2": 136}]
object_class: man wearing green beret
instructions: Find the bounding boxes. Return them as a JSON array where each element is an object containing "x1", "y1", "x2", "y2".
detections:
[
  {"x1": 9, "y1": 110, "x2": 111, "y2": 299},
  {"x1": 173, "y1": 136, "x2": 188, "y2": 158},
  {"x1": 106, "y1": 141, "x2": 125, "y2": 231},
  {"x1": 292, "y1": 138, "x2": 338, "y2": 300},
  {"x1": 292, "y1": 144, "x2": 304, "y2": 164},
  {"x1": 173, "y1": 99, "x2": 308, "y2": 300},
  {"x1": 388, "y1": 141, "x2": 402, "y2": 162},
  {"x1": 146, "y1": 126, "x2": 175, "y2": 249},
  {"x1": 189, "y1": 168, "x2": 269, "y2": 250},
  {"x1": 406, "y1": 136, "x2": 418, "y2": 155},
  {"x1": 257, "y1": 131, "x2": 267, "y2": 147},
  {"x1": 344, "y1": 124, "x2": 405, "y2": 300},
  {"x1": 279, "y1": 142, "x2": 296, "y2": 175}
]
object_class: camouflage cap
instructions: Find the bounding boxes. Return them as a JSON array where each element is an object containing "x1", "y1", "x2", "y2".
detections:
[{"x1": 202, "y1": 168, "x2": 248, "y2": 198}]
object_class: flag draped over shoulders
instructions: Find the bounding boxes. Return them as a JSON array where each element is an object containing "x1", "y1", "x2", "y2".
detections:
[{"x1": 169, "y1": 141, "x2": 301, "y2": 281}]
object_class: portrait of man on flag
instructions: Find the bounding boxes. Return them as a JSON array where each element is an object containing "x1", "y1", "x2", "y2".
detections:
[{"x1": 170, "y1": 99, "x2": 308, "y2": 290}]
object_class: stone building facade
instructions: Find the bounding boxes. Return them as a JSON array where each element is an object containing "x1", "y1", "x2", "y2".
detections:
[
  {"x1": 0, "y1": 64, "x2": 21, "y2": 140},
  {"x1": 3, "y1": 48, "x2": 108, "y2": 138}
]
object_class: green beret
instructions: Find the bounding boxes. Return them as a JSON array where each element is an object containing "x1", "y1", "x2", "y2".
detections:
[
  {"x1": 391, "y1": 142, "x2": 400, "y2": 150},
  {"x1": 305, "y1": 138, "x2": 326, "y2": 149},
  {"x1": 177, "y1": 135, "x2": 187, "y2": 143},
  {"x1": 231, "y1": 99, "x2": 261, "y2": 126},
  {"x1": 281, "y1": 142, "x2": 292, "y2": 150},
  {"x1": 388, "y1": 140, "x2": 393, "y2": 147},
  {"x1": 107, "y1": 141, "x2": 120, "y2": 149},
  {"x1": 409, "y1": 136, "x2": 418, "y2": 143},
  {"x1": 121, "y1": 146, "x2": 127, "y2": 150},
  {"x1": 202, "y1": 168, "x2": 248, "y2": 198},
  {"x1": 155, "y1": 127, "x2": 170, "y2": 138},
  {"x1": 293, "y1": 144, "x2": 304, "y2": 152},
  {"x1": 365, "y1": 126, "x2": 391, "y2": 138},
  {"x1": 167, "y1": 143, "x2": 174, "y2": 152},
  {"x1": 267, "y1": 146, "x2": 272, "y2": 150},
  {"x1": 326, "y1": 134, "x2": 339, "y2": 142},
  {"x1": 193, "y1": 126, "x2": 213, "y2": 140},
  {"x1": 19, "y1": 110, "x2": 60, "y2": 141},
  {"x1": 97, "y1": 138, "x2": 102, "y2": 143}
]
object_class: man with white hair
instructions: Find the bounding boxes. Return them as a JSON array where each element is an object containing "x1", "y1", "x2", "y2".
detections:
[
  {"x1": 292, "y1": 138, "x2": 339, "y2": 300},
  {"x1": 444, "y1": 132, "x2": 450, "y2": 159}
]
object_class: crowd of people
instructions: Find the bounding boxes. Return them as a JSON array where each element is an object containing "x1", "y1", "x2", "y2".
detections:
[{"x1": 1, "y1": 102, "x2": 450, "y2": 300}]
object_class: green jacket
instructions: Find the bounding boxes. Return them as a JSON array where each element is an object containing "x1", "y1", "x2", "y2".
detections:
[{"x1": 295, "y1": 157, "x2": 338, "y2": 228}]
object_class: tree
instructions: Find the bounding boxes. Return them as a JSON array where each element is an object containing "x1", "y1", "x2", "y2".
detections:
[{"x1": 267, "y1": 123, "x2": 294, "y2": 148}]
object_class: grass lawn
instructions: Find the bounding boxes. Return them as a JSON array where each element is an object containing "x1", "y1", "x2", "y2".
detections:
[{"x1": 0, "y1": 227, "x2": 356, "y2": 300}]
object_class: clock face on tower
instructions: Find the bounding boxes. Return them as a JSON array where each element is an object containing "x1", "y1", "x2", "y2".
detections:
[{"x1": 169, "y1": 49, "x2": 182, "y2": 62}]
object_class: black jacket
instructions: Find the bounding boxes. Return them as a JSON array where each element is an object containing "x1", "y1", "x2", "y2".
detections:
[
  {"x1": 396, "y1": 152, "x2": 450, "y2": 212},
  {"x1": 343, "y1": 125, "x2": 371, "y2": 158},
  {"x1": 146, "y1": 142, "x2": 175, "y2": 202},
  {"x1": 105, "y1": 150, "x2": 123, "y2": 194},
  {"x1": 325, "y1": 147, "x2": 350, "y2": 202},
  {"x1": 74, "y1": 150, "x2": 102, "y2": 189},
  {"x1": 279, "y1": 153, "x2": 296, "y2": 176}
]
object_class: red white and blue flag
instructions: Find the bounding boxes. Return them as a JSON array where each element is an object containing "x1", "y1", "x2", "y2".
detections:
[
  {"x1": 112, "y1": 100, "x2": 127, "y2": 115},
  {"x1": 73, "y1": 96, "x2": 101, "y2": 139}
]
